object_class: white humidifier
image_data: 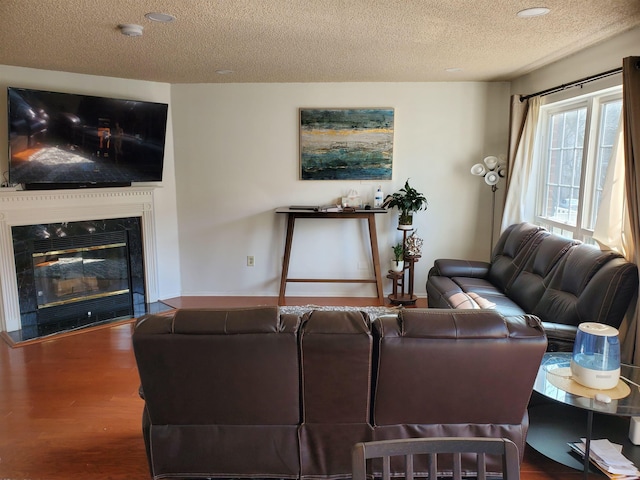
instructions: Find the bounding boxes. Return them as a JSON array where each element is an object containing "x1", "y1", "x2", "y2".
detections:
[{"x1": 570, "y1": 322, "x2": 620, "y2": 390}]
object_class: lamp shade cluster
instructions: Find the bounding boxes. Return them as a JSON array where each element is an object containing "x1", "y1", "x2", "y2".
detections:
[{"x1": 470, "y1": 156, "x2": 507, "y2": 186}]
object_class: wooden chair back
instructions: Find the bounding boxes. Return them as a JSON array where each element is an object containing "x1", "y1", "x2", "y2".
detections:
[{"x1": 352, "y1": 437, "x2": 520, "y2": 480}]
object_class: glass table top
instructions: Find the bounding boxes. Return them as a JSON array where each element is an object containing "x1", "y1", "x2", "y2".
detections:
[{"x1": 534, "y1": 352, "x2": 640, "y2": 416}]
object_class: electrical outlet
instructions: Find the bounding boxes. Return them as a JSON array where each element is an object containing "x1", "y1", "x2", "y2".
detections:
[{"x1": 247, "y1": 256, "x2": 255, "y2": 267}]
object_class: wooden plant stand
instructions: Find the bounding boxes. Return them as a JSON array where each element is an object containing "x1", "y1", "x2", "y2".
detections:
[{"x1": 387, "y1": 228, "x2": 420, "y2": 306}]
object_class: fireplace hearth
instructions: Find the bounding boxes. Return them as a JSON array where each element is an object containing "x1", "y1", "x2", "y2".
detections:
[{"x1": 13, "y1": 218, "x2": 146, "y2": 339}]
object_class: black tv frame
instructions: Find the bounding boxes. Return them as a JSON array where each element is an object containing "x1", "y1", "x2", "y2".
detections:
[{"x1": 7, "y1": 87, "x2": 168, "y2": 190}]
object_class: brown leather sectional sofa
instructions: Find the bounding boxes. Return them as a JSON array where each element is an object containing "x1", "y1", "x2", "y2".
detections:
[
  {"x1": 132, "y1": 306, "x2": 546, "y2": 479},
  {"x1": 427, "y1": 222, "x2": 639, "y2": 351}
]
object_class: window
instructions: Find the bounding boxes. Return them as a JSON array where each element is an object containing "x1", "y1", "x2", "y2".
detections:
[{"x1": 533, "y1": 87, "x2": 622, "y2": 243}]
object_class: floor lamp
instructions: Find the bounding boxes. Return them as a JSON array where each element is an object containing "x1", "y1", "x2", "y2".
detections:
[{"x1": 471, "y1": 156, "x2": 506, "y2": 257}]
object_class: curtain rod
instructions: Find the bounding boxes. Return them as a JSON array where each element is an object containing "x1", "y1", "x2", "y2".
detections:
[{"x1": 519, "y1": 67, "x2": 622, "y2": 102}]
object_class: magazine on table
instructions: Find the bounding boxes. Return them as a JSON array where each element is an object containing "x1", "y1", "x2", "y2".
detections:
[{"x1": 568, "y1": 438, "x2": 640, "y2": 479}]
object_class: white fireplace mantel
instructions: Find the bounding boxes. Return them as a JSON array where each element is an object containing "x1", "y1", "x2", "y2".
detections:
[{"x1": 0, "y1": 186, "x2": 159, "y2": 332}]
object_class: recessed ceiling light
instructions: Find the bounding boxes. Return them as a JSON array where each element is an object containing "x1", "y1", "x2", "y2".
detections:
[
  {"x1": 445, "y1": 67, "x2": 463, "y2": 73},
  {"x1": 216, "y1": 69, "x2": 234, "y2": 75},
  {"x1": 145, "y1": 12, "x2": 176, "y2": 23},
  {"x1": 517, "y1": 7, "x2": 551, "y2": 18}
]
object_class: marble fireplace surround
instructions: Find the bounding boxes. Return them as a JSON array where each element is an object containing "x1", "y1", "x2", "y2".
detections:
[{"x1": 0, "y1": 187, "x2": 159, "y2": 333}]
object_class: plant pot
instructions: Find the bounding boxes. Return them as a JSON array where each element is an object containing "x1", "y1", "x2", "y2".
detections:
[
  {"x1": 391, "y1": 260, "x2": 404, "y2": 272},
  {"x1": 398, "y1": 212, "x2": 413, "y2": 230}
]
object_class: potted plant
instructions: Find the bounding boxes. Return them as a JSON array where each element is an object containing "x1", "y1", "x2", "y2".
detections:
[
  {"x1": 383, "y1": 179, "x2": 428, "y2": 230},
  {"x1": 391, "y1": 242, "x2": 404, "y2": 272}
]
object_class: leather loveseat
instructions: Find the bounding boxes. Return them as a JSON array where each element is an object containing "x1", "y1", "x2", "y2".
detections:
[
  {"x1": 132, "y1": 305, "x2": 546, "y2": 479},
  {"x1": 427, "y1": 222, "x2": 639, "y2": 351}
]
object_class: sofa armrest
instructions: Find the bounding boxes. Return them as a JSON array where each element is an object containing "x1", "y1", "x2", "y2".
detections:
[{"x1": 430, "y1": 259, "x2": 491, "y2": 278}]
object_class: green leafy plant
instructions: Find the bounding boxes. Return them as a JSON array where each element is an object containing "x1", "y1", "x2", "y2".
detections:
[
  {"x1": 392, "y1": 242, "x2": 404, "y2": 262},
  {"x1": 383, "y1": 179, "x2": 428, "y2": 226}
]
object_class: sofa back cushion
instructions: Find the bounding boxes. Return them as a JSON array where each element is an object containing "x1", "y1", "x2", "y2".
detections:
[
  {"x1": 299, "y1": 310, "x2": 373, "y2": 423},
  {"x1": 298, "y1": 310, "x2": 374, "y2": 479},
  {"x1": 372, "y1": 309, "x2": 546, "y2": 427},
  {"x1": 487, "y1": 222, "x2": 545, "y2": 292},
  {"x1": 533, "y1": 244, "x2": 638, "y2": 329},
  {"x1": 132, "y1": 306, "x2": 301, "y2": 426},
  {"x1": 506, "y1": 232, "x2": 578, "y2": 312}
]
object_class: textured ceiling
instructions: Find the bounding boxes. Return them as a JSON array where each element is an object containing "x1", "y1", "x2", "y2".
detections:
[{"x1": 1, "y1": 0, "x2": 640, "y2": 84}]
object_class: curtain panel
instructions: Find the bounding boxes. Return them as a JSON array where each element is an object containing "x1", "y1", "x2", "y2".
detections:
[
  {"x1": 500, "y1": 96, "x2": 540, "y2": 231},
  {"x1": 622, "y1": 56, "x2": 640, "y2": 364}
]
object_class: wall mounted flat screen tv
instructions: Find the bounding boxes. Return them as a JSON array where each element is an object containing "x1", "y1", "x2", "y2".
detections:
[{"x1": 7, "y1": 87, "x2": 168, "y2": 189}]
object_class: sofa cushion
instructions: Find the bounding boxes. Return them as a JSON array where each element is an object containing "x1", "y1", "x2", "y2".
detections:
[
  {"x1": 426, "y1": 276, "x2": 479, "y2": 309},
  {"x1": 449, "y1": 277, "x2": 527, "y2": 314},
  {"x1": 399, "y1": 309, "x2": 511, "y2": 339},
  {"x1": 134, "y1": 305, "x2": 300, "y2": 334},
  {"x1": 487, "y1": 222, "x2": 545, "y2": 291},
  {"x1": 506, "y1": 232, "x2": 577, "y2": 312},
  {"x1": 533, "y1": 244, "x2": 638, "y2": 329},
  {"x1": 133, "y1": 307, "x2": 300, "y2": 426},
  {"x1": 133, "y1": 307, "x2": 303, "y2": 479},
  {"x1": 372, "y1": 309, "x2": 545, "y2": 427},
  {"x1": 371, "y1": 308, "x2": 546, "y2": 465},
  {"x1": 299, "y1": 310, "x2": 372, "y2": 423},
  {"x1": 173, "y1": 305, "x2": 298, "y2": 333},
  {"x1": 540, "y1": 321, "x2": 580, "y2": 343},
  {"x1": 430, "y1": 259, "x2": 490, "y2": 278},
  {"x1": 298, "y1": 310, "x2": 374, "y2": 479}
]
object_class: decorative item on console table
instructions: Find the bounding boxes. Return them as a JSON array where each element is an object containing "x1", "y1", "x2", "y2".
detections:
[{"x1": 382, "y1": 179, "x2": 427, "y2": 230}]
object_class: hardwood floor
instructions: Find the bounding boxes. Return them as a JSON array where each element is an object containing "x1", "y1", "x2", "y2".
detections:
[{"x1": 0, "y1": 296, "x2": 600, "y2": 479}]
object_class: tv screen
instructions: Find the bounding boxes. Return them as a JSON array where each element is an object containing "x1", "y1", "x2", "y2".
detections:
[{"x1": 7, "y1": 87, "x2": 168, "y2": 189}]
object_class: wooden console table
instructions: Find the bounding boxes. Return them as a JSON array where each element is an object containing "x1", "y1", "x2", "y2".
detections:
[{"x1": 276, "y1": 207, "x2": 386, "y2": 304}]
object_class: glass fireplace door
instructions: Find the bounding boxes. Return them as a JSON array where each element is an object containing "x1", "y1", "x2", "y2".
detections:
[{"x1": 33, "y1": 242, "x2": 130, "y2": 310}]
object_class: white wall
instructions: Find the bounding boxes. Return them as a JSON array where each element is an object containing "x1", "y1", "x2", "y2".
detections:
[
  {"x1": 0, "y1": 65, "x2": 182, "y2": 300},
  {"x1": 171, "y1": 82, "x2": 511, "y2": 298}
]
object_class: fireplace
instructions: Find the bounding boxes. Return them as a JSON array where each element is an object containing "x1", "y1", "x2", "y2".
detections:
[
  {"x1": 13, "y1": 218, "x2": 146, "y2": 338},
  {"x1": 0, "y1": 187, "x2": 161, "y2": 339}
]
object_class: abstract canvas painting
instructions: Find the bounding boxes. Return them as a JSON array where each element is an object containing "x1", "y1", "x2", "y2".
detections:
[{"x1": 300, "y1": 108, "x2": 394, "y2": 180}]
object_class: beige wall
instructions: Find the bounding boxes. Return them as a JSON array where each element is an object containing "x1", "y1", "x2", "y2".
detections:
[{"x1": 171, "y1": 82, "x2": 510, "y2": 297}]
